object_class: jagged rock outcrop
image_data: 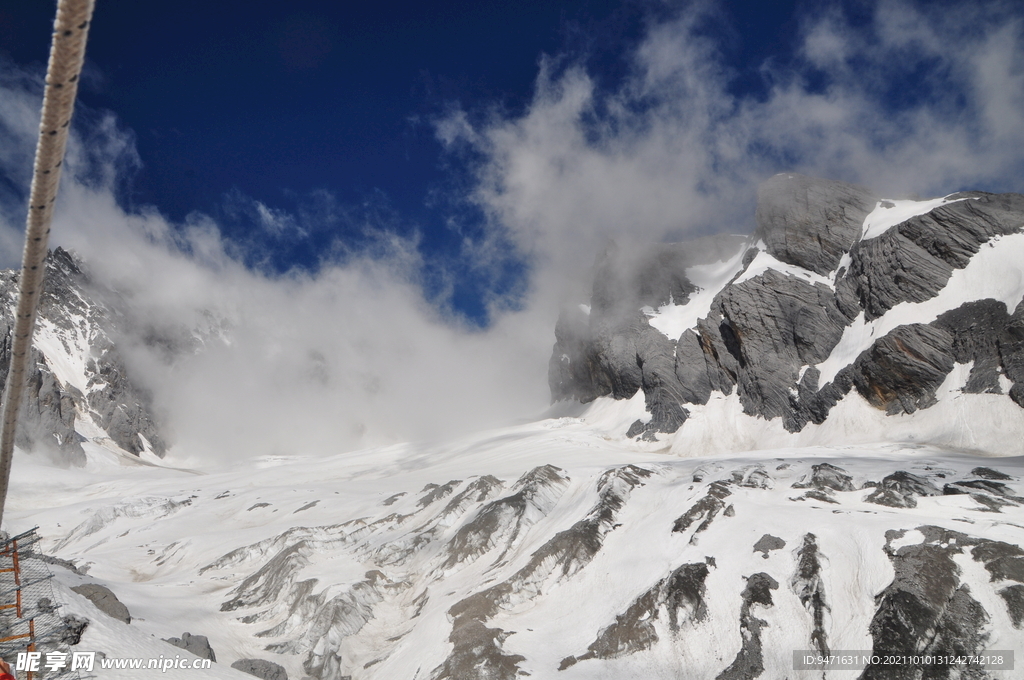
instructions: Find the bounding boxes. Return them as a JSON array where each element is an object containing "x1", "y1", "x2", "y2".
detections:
[
  {"x1": 60, "y1": 614, "x2": 89, "y2": 645},
  {"x1": 231, "y1": 658, "x2": 289, "y2": 680},
  {"x1": 164, "y1": 631, "x2": 217, "y2": 661},
  {"x1": 559, "y1": 560, "x2": 711, "y2": 669},
  {"x1": 433, "y1": 464, "x2": 650, "y2": 680},
  {"x1": 836, "y1": 191, "x2": 1024, "y2": 319},
  {"x1": 549, "y1": 173, "x2": 1024, "y2": 442},
  {"x1": 71, "y1": 583, "x2": 131, "y2": 623},
  {"x1": 755, "y1": 173, "x2": 877, "y2": 275},
  {"x1": 716, "y1": 572, "x2": 779, "y2": 680},
  {"x1": 0, "y1": 247, "x2": 168, "y2": 461},
  {"x1": 863, "y1": 526, "x2": 999, "y2": 679},
  {"x1": 791, "y1": 534, "x2": 829, "y2": 658}
]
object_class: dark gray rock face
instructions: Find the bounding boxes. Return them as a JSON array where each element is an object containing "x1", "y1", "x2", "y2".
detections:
[
  {"x1": 998, "y1": 584, "x2": 1024, "y2": 628},
  {"x1": 755, "y1": 173, "x2": 876, "y2": 276},
  {"x1": 850, "y1": 324, "x2": 956, "y2": 415},
  {"x1": 0, "y1": 248, "x2": 168, "y2": 460},
  {"x1": 559, "y1": 561, "x2": 710, "y2": 669},
  {"x1": 865, "y1": 471, "x2": 941, "y2": 509},
  {"x1": 83, "y1": 345, "x2": 166, "y2": 456},
  {"x1": 548, "y1": 174, "x2": 1024, "y2": 441},
  {"x1": 752, "y1": 534, "x2": 785, "y2": 558},
  {"x1": 971, "y1": 466, "x2": 1014, "y2": 481},
  {"x1": 792, "y1": 463, "x2": 855, "y2": 493},
  {"x1": 696, "y1": 269, "x2": 851, "y2": 428},
  {"x1": 627, "y1": 325, "x2": 689, "y2": 440},
  {"x1": 71, "y1": 583, "x2": 130, "y2": 623},
  {"x1": 549, "y1": 304, "x2": 611, "y2": 404},
  {"x1": 838, "y1": 191, "x2": 1024, "y2": 320},
  {"x1": 672, "y1": 481, "x2": 733, "y2": 545},
  {"x1": 935, "y1": 298, "x2": 1024, "y2": 396},
  {"x1": 550, "y1": 235, "x2": 748, "y2": 410},
  {"x1": 791, "y1": 534, "x2": 829, "y2": 657},
  {"x1": 231, "y1": 658, "x2": 288, "y2": 680},
  {"x1": 716, "y1": 573, "x2": 779, "y2": 680},
  {"x1": 60, "y1": 614, "x2": 89, "y2": 645},
  {"x1": 862, "y1": 526, "x2": 1008, "y2": 680},
  {"x1": 0, "y1": 254, "x2": 86, "y2": 465},
  {"x1": 164, "y1": 632, "x2": 217, "y2": 661},
  {"x1": 0, "y1": 342, "x2": 85, "y2": 466}
]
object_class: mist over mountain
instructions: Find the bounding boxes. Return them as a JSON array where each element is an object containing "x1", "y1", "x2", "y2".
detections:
[
  {"x1": 551, "y1": 173, "x2": 1024, "y2": 455},
  {"x1": 0, "y1": 247, "x2": 168, "y2": 467},
  {"x1": 4, "y1": 173, "x2": 1024, "y2": 680}
]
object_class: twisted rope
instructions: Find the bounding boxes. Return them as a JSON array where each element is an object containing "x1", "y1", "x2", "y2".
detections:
[{"x1": 0, "y1": 0, "x2": 96, "y2": 527}]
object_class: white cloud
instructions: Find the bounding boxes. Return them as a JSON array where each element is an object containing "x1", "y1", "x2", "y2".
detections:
[
  {"x1": 445, "y1": 0, "x2": 1024, "y2": 292},
  {"x1": 0, "y1": 75, "x2": 553, "y2": 468}
]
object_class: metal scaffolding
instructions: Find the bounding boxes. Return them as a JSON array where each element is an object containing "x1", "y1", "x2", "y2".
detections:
[{"x1": 0, "y1": 529, "x2": 81, "y2": 679}]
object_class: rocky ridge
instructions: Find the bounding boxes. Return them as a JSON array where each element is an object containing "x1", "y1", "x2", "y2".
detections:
[
  {"x1": 0, "y1": 248, "x2": 168, "y2": 464},
  {"x1": 550, "y1": 173, "x2": 1024, "y2": 445}
]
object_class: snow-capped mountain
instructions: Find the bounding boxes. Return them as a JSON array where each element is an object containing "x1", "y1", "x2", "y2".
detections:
[
  {"x1": 4, "y1": 174, "x2": 1024, "y2": 680},
  {"x1": 0, "y1": 247, "x2": 168, "y2": 466},
  {"x1": 551, "y1": 173, "x2": 1024, "y2": 455}
]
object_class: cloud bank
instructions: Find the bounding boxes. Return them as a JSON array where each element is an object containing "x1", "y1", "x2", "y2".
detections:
[{"x1": 1, "y1": 0, "x2": 1023, "y2": 466}]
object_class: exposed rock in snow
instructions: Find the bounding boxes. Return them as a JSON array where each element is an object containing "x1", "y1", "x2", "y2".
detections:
[
  {"x1": 672, "y1": 480, "x2": 733, "y2": 545},
  {"x1": 164, "y1": 631, "x2": 217, "y2": 661},
  {"x1": 231, "y1": 658, "x2": 289, "y2": 680},
  {"x1": 716, "y1": 572, "x2": 779, "y2": 680},
  {"x1": 865, "y1": 470, "x2": 942, "y2": 509},
  {"x1": 60, "y1": 613, "x2": 89, "y2": 645},
  {"x1": 792, "y1": 462, "x2": 855, "y2": 493},
  {"x1": 790, "y1": 534, "x2": 828, "y2": 658},
  {"x1": 559, "y1": 561, "x2": 711, "y2": 669},
  {"x1": 443, "y1": 465, "x2": 568, "y2": 569},
  {"x1": 71, "y1": 584, "x2": 131, "y2": 624},
  {"x1": 839, "y1": 191, "x2": 1024, "y2": 320},
  {"x1": 864, "y1": 526, "x2": 999, "y2": 679},
  {"x1": 752, "y1": 534, "x2": 785, "y2": 558}
]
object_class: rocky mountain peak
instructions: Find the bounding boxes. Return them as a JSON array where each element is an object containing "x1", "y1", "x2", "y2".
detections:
[
  {"x1": 754, "y1": 172, "x2": 876, "y2": 276},
  {"x1": 0, "y1": 248, "x2": 166, "y2": 465},
  {"x1": 551, "y1": 173, "x2": 1024, "y2": 452}
]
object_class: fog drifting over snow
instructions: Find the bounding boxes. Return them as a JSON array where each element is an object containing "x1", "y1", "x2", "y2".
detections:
[{"x1": 1, "y1": 0, "x2": 1023, "y2": 466}]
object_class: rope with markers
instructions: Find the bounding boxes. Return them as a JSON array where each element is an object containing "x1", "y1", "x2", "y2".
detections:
[{"x1": 0, "y1": 0, "x2": 96, "y2": 528}]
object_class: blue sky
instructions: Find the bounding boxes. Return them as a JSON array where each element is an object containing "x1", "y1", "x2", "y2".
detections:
[
  {"x1": 2, "y1": 0, "x2": 809, "y2": 321},
  {"x1": 1, "y1": 0, "x2": 1023, "y2": 457}
]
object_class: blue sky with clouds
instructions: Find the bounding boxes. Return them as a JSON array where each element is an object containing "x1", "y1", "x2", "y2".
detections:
[
  {"x1": 1, "y1": 0, "x2": 1023, "y2": 457},
  {"x1": 2, "y1": 0, "x2": 821, "y2": 321},
  {"x1": 5, "y1": 0, "x2": 1022, "y2": 324}
]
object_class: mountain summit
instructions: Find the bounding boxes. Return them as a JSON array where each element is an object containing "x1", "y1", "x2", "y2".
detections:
[
  {"x1": 551, "y1": 173, "x2": 1024, "y2": 454},
  {"x1": 0, "y1": 247, "x2": 166, "y2": 465}
]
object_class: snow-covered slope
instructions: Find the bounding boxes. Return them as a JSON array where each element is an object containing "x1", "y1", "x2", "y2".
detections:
[{"x1": 6, "y1": 419, "x2": 1024, "y2": 679}]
